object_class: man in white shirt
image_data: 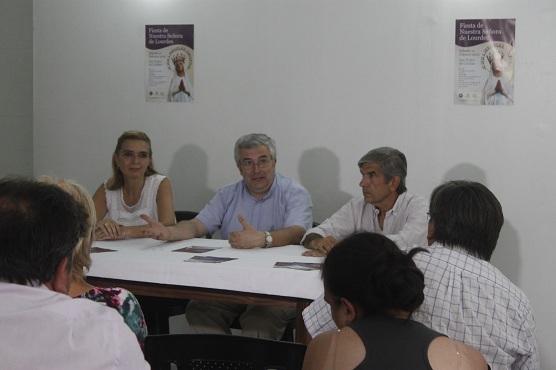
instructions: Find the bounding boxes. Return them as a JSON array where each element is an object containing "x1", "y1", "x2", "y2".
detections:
[
  {"x1": 302, "y1": 146, "x2": 428, "y2": 256},
  {"x1": 0, "y1": 178, "x2": 149, "y2": 370}
]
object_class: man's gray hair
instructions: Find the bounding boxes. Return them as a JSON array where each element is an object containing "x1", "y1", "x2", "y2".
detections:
[
  {"x1": 358, "y1": 147, "x2": 407, "y2": 194},
  {"x1": 234, "y1": 133, "x2": 277, "y2": 165}
]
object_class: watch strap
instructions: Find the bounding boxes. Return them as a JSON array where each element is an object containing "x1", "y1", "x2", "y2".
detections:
[{"x1": 264, "y1": 231, "x2": 272, "y2": 248}]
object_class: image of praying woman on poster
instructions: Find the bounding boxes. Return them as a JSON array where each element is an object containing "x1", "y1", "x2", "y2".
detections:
[{"x1": 167, "y1": 47, "x2": 193, "y2": 102}]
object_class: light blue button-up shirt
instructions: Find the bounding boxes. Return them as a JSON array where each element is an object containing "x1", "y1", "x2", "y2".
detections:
[{"x1": 196, "y1": 173, "x2": 313, "y2": 239}]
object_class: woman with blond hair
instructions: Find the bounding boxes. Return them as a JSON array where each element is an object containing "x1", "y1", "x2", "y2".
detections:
[
  {"x1": 93, "y1": 130, "x2": 175, "y2": 240},
  {"x1": 40, "y1": 176, "x2": 148, "y2": 349}
]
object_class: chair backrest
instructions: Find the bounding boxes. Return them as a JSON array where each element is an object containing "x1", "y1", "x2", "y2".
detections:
[
  {"x1": 145, "y1": 334, "x2": 306, "y2": 370},
  {"x1": 175, "y1": 210, "x2": 199, "y2": 222}
]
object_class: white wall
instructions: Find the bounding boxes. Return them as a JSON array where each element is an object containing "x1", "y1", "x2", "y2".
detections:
[
  {"x1": 0, "y1": 0, "x2": 33, "y2": 176},
  {"x1": 34, "y1": 0, "x2": 556, "y2": 366}
]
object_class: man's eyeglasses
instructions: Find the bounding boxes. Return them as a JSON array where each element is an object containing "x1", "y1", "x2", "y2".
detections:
[{"x1": 239, "y1": 157, "x2": 273, "y2": 170}]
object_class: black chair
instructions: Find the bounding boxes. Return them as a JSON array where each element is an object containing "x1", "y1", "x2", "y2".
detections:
[
  {"x1": 137, "y1": 296, "x2": 190, "y2": 334},
  {"x1": 145, "y1": 334, "x2": 307, "y2": 370},
  {"x1": 175, "y1": 210, "x2": 199, "y2": 222},
  {"x1": 175, "y1": 210, "x2": 212, "y2": 239}
]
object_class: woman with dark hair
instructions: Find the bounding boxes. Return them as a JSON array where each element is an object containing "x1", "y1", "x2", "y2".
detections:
[
  {"x1": 302, "y1": 232, "x2": 488, "y2": 370},
  {"x1": 93, "y1": 130, "x2": 175, "y2": 240}
]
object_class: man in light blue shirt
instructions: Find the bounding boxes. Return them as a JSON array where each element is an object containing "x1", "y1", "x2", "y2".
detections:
[
  {"x1": 196, "y1": 172, "x2": 312, "y2": 243},
  {"x1": 144, "y1": 133, "x2": 312, "y2": 339}
]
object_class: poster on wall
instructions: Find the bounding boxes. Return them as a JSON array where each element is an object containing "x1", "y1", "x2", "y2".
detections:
[
  {"x1": 454, "y1": 19, "x2": 515, "y2": 105},
  {"x1": 145, "y1": 24, "x2": 194, "y2": 103}
]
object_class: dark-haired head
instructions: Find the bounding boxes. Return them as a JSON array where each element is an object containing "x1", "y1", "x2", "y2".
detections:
[
  {"x1": 322, "y1": 232, "x2": 426, "y2": 326},
  {"x1": 0, "y1": 178, "x2": 88, "y2": 286},
  {"x1": 428, "y1": 181, "x2": 503, "y2": 261}
]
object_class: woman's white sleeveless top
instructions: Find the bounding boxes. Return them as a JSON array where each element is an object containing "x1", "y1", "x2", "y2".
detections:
[{"x1": 104, "y1": 174, "x2": 165, "y2": 226}]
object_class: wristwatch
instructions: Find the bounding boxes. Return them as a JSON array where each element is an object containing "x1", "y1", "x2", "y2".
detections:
[{"x1": 263, "y1": 231, "x2": 273, "y2": 248}]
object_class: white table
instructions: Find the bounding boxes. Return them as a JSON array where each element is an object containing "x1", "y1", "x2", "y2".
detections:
[{"x1": 87, "y1": 238, "x2": 324, "y2": 342}]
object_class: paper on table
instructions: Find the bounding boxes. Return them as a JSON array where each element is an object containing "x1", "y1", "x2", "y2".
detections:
[
  {"x1": 173, "y1": 246, "x2": 221, "y2": 253},
  {"x1": 90, "y1": 247, "x2": 117, "y2": 253},
  {"x1": 185, "y1": 256, "x2": 238, "y2": 263},
  {"x1": 273, "y1": 262, "x2": 322, "y2": 271}
]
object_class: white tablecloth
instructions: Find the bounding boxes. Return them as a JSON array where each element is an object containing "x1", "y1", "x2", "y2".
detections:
[{"x1": 88, "y1": 238, "x2": 324, "y2": 300}]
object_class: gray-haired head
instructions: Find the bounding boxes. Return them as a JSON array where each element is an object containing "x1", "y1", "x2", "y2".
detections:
[
  {"x1": 234, "y1": 133, "x2": 277, "y2": 165},
  {"x1": 358, "y1": 147, "x2": 407, "y2": 194}
]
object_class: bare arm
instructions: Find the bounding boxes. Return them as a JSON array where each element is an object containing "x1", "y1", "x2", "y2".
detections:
[
  {"x1": 302, "y1": 332, "x2": 336, "y2": 370},
  {"x1": 92, "y1": 183, "x2": 123, "y2": 239},
  {"x1": 141, "y1": 215, "x2": 207, "y2": 241},
  {"x1": 228, "y1": 216, "x2": 306, "y2": 249},
  {"x1": 428, "y1": 337, "x2": 488, "y2": 370},
  {"x1": 271, "y1": 225, "x2": 305, "y2": 246},
  {"x1": 92, "y1": 183, "x2": 108, "y2": 222},
  {"x1": 105, "y1": 225, "x2": 152, "y2": 240},
  {"x1": 302, "y1": 233, "x2": 337, "y2": 256},
  {"x1": 302, "y1": 233, "x2": 323, "y2": 248},
  {"x1": 96, "y1": 219, "x2": 196, "y2": 242},
  {"x1": 303, "y1": 328, "x2": 365, "y2": 370},
  {"x1": 156, "y1": 178, "x2": 176, "y2": 226}
]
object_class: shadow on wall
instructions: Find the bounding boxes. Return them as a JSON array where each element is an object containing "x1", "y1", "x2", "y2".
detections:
[
  {"x1": 443, "y1": 163, "x2": 521, "y2": 284},
  {"x1": 168, "y1": 144, "x2": 215, "y2": 213},
  {"x1": 298, "y1": 147, "x2": 353, "y2": 223}
]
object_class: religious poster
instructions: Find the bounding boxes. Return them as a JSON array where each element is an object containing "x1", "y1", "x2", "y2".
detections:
[
  {"x1": 145, "y1": 24, "x2": 194, "y2": 103},
  {"x1": 454, "y1": 19, "x2": 515, "y2": 105}
]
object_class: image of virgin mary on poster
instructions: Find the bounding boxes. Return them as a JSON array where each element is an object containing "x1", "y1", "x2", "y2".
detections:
[
  {"x1": 167, "y1": 46, "x2": 194, "y2": 102},
  {"x1": 481, "y1": 45, "x2": 514, "y2": 105}
]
